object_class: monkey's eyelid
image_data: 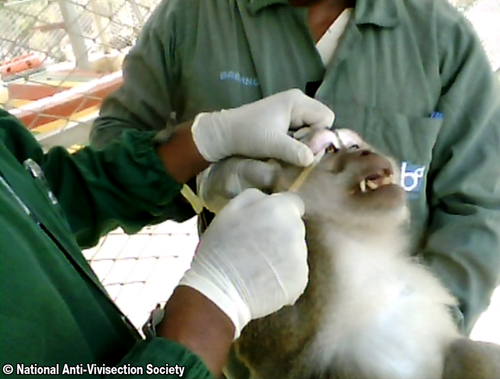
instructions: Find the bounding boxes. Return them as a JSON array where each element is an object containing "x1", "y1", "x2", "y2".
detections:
[
  {"x1": 325, "y1": 143, "x2": 359, "y2": 154},
  {"x1": 326, "y1": 144, "x2": 339, "y2": 153}
]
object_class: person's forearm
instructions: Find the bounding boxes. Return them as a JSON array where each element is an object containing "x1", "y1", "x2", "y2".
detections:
[
  {"x1": 155, "y1": 121, "x2": 210, "y2": 184},
  {"x1": 156, "y1": 286, "x2": 235, "y2": 377}
]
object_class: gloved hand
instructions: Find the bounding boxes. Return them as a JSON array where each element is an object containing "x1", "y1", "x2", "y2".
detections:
[
  {"x1": 197, "y1": 158, "x2": 280, "y2": 213},
  {"x1": 179, "y1": 189, "x2": 308, "y2": 338},
  {"x1": 191, "y1": 89, "x2": 335, "y2": 167},
  {"x1": 196, "y1": 128, "x2": 363, "y2": 214}
]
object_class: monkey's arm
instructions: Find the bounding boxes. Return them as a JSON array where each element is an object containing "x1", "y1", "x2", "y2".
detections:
[{"x1": 419, "y1": 12, "x2": 500, "y2": 335}]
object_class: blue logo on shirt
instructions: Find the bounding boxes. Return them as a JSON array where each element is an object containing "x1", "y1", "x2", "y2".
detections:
[
  {"x1": 220, "y1": 71, "x2": 259, "y2": 87},
  {"x1": 400, "y1": 162, "x2": 426, "y2": 196}
]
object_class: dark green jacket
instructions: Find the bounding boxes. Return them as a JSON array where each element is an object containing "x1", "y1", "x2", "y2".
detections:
[
  {"x1": 91, "y1": 0, "x2": 500, "y2": 336},
  {"x1": 0, "y1": 109, "x2": 213, "y2": 378}
]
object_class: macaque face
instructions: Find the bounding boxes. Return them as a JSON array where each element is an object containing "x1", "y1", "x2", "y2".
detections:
[
  {"x1": 314, "y1": 146, "x2": 405, "y2": 211},
  {"x1": 276, "y1": 133, "x2": 408, "y2": 228}
]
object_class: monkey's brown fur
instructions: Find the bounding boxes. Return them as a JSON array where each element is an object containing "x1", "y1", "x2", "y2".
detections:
[
  {"x1": 443, "y1": 339, "x2": 500, "y2": 379},
  {"x1": 235, "y1": 139, "x2": 500, "y2": 379}
]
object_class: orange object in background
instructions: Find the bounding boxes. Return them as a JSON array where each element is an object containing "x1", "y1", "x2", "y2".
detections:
[
  {"x1": 11, "y1": 71, "x2": 123, "y2": 130},
  {"x1": 0, "y1": 53, "x2": 42, "y2": 77}
]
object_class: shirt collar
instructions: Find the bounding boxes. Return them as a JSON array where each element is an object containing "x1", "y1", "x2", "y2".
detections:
[
  {"x1": 246, "y1": 0, "x2": 401, "y2": 28},
  {"x1": 354, "y1": 0, "x2": 401, "y2": 28},
  {"x1": 246, "y1": 0, "x2": 288, "y2": 15}
]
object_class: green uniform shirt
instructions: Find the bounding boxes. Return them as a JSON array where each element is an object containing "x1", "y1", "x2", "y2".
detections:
[
  {"x1": 91, "y1": 0, "x2": 500, "y2": 336},
  {"x1": 0, "y1": 110, "x2": 213, "y2": 378}
]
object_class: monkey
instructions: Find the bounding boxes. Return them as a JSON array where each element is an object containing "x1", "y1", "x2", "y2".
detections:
[{"x1": 233, "y1": 130, "x2": 500, "y2": 379}]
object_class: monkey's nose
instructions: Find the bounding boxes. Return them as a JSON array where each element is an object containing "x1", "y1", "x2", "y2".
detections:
[{"x1": 358, "y1": 149, "x2": 373, "y2": 157}]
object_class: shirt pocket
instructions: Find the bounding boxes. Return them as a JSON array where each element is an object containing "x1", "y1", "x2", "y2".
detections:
[{"x1": 331, "y1": 103, "x2": 443, "y2": 166}]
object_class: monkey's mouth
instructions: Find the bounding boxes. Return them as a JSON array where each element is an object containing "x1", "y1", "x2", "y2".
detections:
[{"x1": 356, "y1": 169, "x2": 397, "y2": 193}]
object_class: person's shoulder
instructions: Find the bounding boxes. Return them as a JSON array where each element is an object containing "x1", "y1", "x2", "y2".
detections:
[
  {"x1": 149, "y1": 0, "x2": 235, "y2": 27},
  {"x1": 433, "y1": 0, "x2": 473, "y2": 32},
  {"x1": 139, "y1": 0, "x2": 201, "y2": 36},
  {"x1": 155, "y1": 0, "x2": 235, "y2": 14},
  {"x1": 400, "y1": 0, "x2": 476, "y2": 42},
  {"x1": 400, "y1": 0, "x2": 462, "y2": 21},
  {"x1": 399, "y1": 0, "x2": 462, "y2": 23}
]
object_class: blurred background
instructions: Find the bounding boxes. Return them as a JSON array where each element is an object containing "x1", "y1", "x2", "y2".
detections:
[{"x1": 0, "y1": 0, "x2": 499, "y2": 341}]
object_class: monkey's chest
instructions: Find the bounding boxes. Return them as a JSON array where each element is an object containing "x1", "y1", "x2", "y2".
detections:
[{"x1": 236, "y1": 243, "x2": 445, "y2": 379}]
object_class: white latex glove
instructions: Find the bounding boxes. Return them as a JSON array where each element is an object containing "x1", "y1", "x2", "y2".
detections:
[
  {"x1": 196, "y1": 128, "x2": 363, "y2": 214},
  {"x1": 179, "y1": 189, "x2": 308, "y2": 338},
  {"x1": 197, "y1": 158, "x2": 280, "y2": 213},
  {"x1": 192, "y1": 89, "x2": 335, "y2": 166}
]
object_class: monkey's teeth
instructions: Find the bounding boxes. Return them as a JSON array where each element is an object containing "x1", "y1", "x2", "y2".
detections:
[
  {"x1": 366, "y1": 180, "x2": 379, "y2": 190},
  {"x1": 382, "y1": 176, "x2": 394, "y2": 185},
  {"x1": 360, "y1": 174, "x2": 395, "y2": 193},
  {"x1": 359, "y1": 180, "x2": 367, "y2": 193}
]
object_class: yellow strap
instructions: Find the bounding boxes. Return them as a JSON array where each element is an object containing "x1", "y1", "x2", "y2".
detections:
[
  {"x1": 287, "y1": 155, "x2": 322, "y2": 193},
  {"x1": 182, "y1": 154, "x2": 322, "y2": 212},
  {"x1": 181, "y1": 184, "x2": 204, "y2": 214},
  {"x1": 287, "y1": 165, "x2": 315, "y2": 193}
]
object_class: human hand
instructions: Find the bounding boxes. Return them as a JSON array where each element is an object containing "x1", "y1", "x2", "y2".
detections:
[
  {"x1": 197, "y1": 158, "x2": 280, "y2": 213},
  {"x1": 179, "y1": 189, "x2": 308, "y2": 338},
  {"x1": 191, "y1": 89, "x2": 335, "y2": 166},
  {"x1": 196, "y1": 128, "x2": 363, "y2": 214}
]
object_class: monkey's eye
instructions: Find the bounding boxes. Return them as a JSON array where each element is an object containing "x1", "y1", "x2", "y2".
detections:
[
  {"x1": 326, "y1": 144, "x2": 339, "y2": 154},
  {"x1": 348, "y1": 144, "x2": 360, "y2": 150}
]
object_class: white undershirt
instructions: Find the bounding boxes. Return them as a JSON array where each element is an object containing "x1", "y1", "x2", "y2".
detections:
[{"x1": 315, "y1": 8, "x2": 353, "y2": 67}]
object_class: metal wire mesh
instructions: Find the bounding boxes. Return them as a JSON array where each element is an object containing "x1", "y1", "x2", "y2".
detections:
[
  {"x1": 1, "y1": 0, "x2": 499, "y2": 340},
  {"x1": 0, "y1": 0, "x2": 160, "y2": 150},
  {"x1": 0, "y1": 0, "x2": 154, "y2": 63},
  {"x1": 82, "y1": 219, "x2": 198, "y2": 328}
]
